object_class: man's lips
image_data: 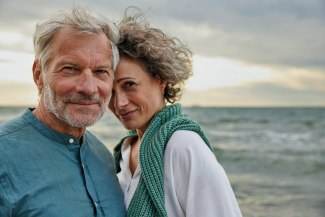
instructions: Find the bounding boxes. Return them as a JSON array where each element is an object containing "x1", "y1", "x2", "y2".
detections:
[{"x1": 70, "y1": 101, "x2": 100, "y2": 105}]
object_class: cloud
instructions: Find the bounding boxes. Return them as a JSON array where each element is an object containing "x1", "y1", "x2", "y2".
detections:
[
  {"x1": 0, "y1": 0, "x2": 324, "y2": 107},
  {"x1": 181, "y1": 82, "x2": 325, "y2": 107},
  {"x1": 164, "y1": 9, "x2": 325, "y2": 69},
  {"x1": 1, "y1": 0, "x2": 324, "y2": 70},
  {"x1": 112, "y1": 0, "x2": 325, "y2": 70},
  {"x1": 0, "y1": 51, "x2": 34, "y2": 83},
  {"x1": 0, "y1": 81, "x2": 37, "y2": 106},
  {"x1": 182, "y1": 61, "x2": 325, "y2": 107}
]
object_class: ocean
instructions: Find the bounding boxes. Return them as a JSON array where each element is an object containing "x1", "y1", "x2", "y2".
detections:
[{"x1": 1, "y1": 106, "x2": 324, "y2": 217}]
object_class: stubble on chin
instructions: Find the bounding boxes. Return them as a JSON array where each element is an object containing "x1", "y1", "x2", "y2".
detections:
[{"x1": 42, "y1": 82, "x2": 108, "y2": 128}]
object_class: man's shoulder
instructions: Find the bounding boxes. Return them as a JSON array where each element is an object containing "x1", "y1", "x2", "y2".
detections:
[
  {"x1": 84, "y1": 130, "x2": 108, "y2": 149},
  {"x1": 84, "y1": 130, "x2": 101, "y2": 142},
  {"x1": 83, "y1": 130, "x2": 114, "y2": 161},
  {"x1": 0, "y1": 115, "x2": 29, "y2": 138},
  {"x1": 0, "y1": 115, "x2": 30, "y2": 158}
]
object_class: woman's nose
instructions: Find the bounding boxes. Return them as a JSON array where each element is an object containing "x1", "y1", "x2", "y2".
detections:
[{"x1": 113, "y1": 91, "x2": 129, "y2": 108}]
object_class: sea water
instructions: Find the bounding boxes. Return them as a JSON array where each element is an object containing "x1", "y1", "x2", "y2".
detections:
[{"x1": 1, "y1": 106, "x2": 324, "y2": 217}]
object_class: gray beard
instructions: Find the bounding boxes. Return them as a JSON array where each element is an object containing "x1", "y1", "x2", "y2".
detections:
[{"x1": 42, "y1": 80, "x2": 108, "y2": 128}]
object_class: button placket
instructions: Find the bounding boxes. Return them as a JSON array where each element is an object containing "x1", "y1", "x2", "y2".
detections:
[{"x1": 66, "y1": 137, "x2": 80, "y2": 150}]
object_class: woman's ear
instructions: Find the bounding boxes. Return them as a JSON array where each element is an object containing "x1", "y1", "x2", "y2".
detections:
[
  {"x1": 32, "y1": 59, "x2": 43, "y2": 93},
  {"x1": 159, "y1": 80, "x2": 167, "y2": 93}
]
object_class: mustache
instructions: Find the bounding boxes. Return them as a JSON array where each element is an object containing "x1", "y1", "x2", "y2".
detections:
[{"x1": 64, "y1": 93, "x2": 103, "y2": 104}]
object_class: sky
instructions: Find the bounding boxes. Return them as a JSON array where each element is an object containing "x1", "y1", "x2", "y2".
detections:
[{"x1": 0, "y1": 0, "x2": 324, "y2": 107}]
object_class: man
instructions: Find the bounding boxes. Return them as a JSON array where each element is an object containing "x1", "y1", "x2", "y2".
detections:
[{"x1": 0, "y1": 8, "x2": 125, "y2": 216}]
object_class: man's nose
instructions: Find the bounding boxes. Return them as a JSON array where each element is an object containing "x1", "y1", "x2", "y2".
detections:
[{"x1": 75, "y1": 70, "x2": 97, "y2": 95}]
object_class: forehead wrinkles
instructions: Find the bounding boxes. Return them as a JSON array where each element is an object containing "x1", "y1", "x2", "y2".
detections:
[
  {"x1": 49, "y1": 27, "x2": 111, "y2": 56},
  {"x1": 51, "y1": 36, "x2": 112, "y2": 69}
]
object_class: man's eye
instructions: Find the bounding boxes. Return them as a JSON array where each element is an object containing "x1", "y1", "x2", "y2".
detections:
[
  {"x1": 95, "y1": 70, "x2": 113, "y2": 79},
  {"x1": 62, "y1": 66, "x2": 79, "y2": 73},
  {"x1": 95, "y1": 70, "x2": 108, "y2": 75}
]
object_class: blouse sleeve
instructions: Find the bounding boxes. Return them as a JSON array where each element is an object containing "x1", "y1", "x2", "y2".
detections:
[{"x1": 164, "y1": 130, "x2": 242, "y2": 217}]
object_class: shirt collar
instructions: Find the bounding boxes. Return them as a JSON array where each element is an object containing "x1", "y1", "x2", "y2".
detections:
[{"x1": 22, "y1": 108, "x2": 82, "y2": 150}]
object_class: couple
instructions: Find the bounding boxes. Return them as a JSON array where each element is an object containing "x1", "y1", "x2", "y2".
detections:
[{"x1": 0, "y1": 7, "x2": 242, "y2": 217}]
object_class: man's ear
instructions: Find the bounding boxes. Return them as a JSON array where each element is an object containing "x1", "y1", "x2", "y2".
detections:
[{"x1": 32, "y1": 59, "x2": 43, "y2": 92}]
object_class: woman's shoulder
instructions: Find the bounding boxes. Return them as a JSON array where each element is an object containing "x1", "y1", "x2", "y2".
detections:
[
  {"x1": 165, "y1": 130, "x2": 215, "y2": 161},
  {"x1": 167, "y1": 130, "x2": 204, "y2": 146}
]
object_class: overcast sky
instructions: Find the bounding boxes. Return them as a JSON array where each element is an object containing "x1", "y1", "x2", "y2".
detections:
[{"x1": 0, "y1": 0, "x2": 324, "y2": 107}]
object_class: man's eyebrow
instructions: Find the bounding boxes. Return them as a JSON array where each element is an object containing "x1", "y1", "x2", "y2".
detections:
[
  {"x1": 56, "y1": 61, "x2": 112, "y2": 69},
  {"x1": 96, "y1": 64, "x2": 112, "y2": 69},
  {"x1": 56, "y1": 61, "x2": 79, "y2": 67}
]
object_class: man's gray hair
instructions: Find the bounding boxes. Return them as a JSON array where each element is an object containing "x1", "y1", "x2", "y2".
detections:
[{"x1": 33, "y1": 7, "x2": 120, "y2": 71}]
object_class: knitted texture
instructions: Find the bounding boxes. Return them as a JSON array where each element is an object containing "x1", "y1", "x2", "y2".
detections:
[{"x1": 114, "y1": 104, "x2": 212, "y2": 217}]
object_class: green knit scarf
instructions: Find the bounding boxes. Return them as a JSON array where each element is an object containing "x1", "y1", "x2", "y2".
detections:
[{"x1": 114, "y1": 104, "x2": 212, "y2": 217}]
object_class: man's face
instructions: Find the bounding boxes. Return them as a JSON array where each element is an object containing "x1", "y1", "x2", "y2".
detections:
[{"x1": 40, "y1": 26, "x2": 114, "y2": 128}]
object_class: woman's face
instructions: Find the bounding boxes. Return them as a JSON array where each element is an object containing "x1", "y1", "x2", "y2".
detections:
[{"x1": 109, "y1": 57, "x2": 166, "y2": 136}]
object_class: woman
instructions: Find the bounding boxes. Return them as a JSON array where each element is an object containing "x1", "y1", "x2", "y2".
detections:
[{"x1": 109, "y1": 11, "x2": 243, "y2": 217}]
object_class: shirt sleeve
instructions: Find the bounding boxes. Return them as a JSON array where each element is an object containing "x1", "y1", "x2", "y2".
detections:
[{"x1": 165, "y1": 130, "x2": 242, "y2": 217}]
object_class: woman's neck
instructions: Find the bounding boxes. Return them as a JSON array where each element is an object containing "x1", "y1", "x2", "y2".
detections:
[{"x1": 129, "y1": 136, "x2": 140, "y2": 176}]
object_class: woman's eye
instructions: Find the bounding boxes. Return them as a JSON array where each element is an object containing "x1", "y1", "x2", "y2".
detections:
[{"x1": 125, "y1": 81, "x2": 136, "y2": 88}]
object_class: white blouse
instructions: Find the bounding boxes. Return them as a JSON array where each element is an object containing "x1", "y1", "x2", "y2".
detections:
[{"x1": 117, "y1": 130, "x2": 243, "y2": 217}]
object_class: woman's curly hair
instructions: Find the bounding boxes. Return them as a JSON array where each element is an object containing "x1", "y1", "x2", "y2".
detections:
[{"x1": 117, "y1": 9, "x2": 193, "y2": 103}]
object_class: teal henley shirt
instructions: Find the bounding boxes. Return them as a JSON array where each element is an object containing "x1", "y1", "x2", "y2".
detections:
[{"x1": 0, "y1": 108, "x2": 126, "y2": 217}]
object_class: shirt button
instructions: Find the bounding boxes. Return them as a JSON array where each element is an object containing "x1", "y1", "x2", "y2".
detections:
[
  {"x1": 94, "y1": 202, "x2": 98, "y2": 207},
  {"x1": 68, "y1": 138, "x2": 74, "y2": 144},
  {"x1": 81, "y1": 164, "x2": 85, "y2": 168}
]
